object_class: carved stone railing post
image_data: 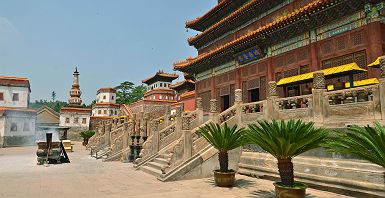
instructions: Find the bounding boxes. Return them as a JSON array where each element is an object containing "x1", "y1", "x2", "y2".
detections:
[
  {"x1": 209, "y1": 99, "x2": 218, "y2": 123},
  {"x1": 266, "y1": 81, "x2": 278, "y2": 120},
  {"x1": 151, "y1": 120, "x2": 159, "y2": 154},
  {"x1": 165, "y1": 105, "x2": 171, "y2": 126},
  {"x1": 182, "y1": 116, "x2": 192, "y2": 161},
  {"x1": 196, "y1": 97, "x2": 204, "y2": 125},
  {"x1": 105, "y1": 120, "x2": 112, "y2": 145},
  {"x1": 379, "y1": 56, "x2": 385, "y2": 120},
  {"x1": 129, "y1": 114, "x2": 137, "y2": 162},
  {"x1": 234, "y1": 89, "x2": 243, "y2": 126},
  {"x1": 175, "y1": 106, "x2": 183, "y2": 137},
  {"x1": 180, "y1": 102, "x2": 185, "y2": 113},
  {"x1": 312, "y1": 71, "x2": 326, "y2": 125}
]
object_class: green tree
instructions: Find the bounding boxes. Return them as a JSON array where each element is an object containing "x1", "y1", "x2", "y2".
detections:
[
  {"x1": 197, "y1": 123, "x2": 249, "y2": 172},
  {"x1": 51, "y1": 91, "x2": 56, "y2": 101},
  {"x1": 245, "y1": 119, "x2": 328, "y2": 187},
  {"x1": 115, "y1": 81, "x2": 146, "y2": 105},
  {"x1": 83, "y1": 100, "x2": 96, "y2": 109}
]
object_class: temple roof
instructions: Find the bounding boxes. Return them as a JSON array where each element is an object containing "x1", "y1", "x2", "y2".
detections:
[
  {"x1": 185, "y1": 0, "x2": 249, "y2": 32},
  {"x1": 142, "y1": 70, "x2": 179, "y2": 85},
  {"x1": 97, "y1": 87, "x2": 116, "y2": 94},
  {"x1": 170, "y1": 80, "x2": 195, "y2": 91},
  {"x1": 180, "y1": 90, "x2": 195, "y2": 99},
  {"x1": 0, "y1": 76, "x2": 30, "y2": 91},
  {"x1": 0, "y1": 107, "x2": 36, "y2": 116},
  {"x1": 92, "y1": 103, "x2": 120, "y2": 108},
  {"x1": 188, "y1": 0, "x2": 286, "y2": 48},
  {"x1": 175, "y1": 0, "x2": 357, "y2": 73}
]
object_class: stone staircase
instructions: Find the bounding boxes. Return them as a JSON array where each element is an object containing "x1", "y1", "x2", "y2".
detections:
[{"x1": 139, "y1": 151, "x2": 170, "y2": 177}]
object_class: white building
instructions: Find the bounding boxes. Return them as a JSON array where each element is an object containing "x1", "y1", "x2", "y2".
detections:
[
  {"x1": 92, "y1": 87, "x2": 120, "y2": 117},
  {"x1": 0, "y1": 76, "x2": 36, "y2": 147}
]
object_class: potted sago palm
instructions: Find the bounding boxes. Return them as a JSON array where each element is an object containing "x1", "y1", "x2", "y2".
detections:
[
  {"x1": 197, "y1": 122, "x2": 249, "y2": 187},
  {"x1": 327, "y1": 122, "x2": 385, "y2": 184},
  {"x1": 79, "y1": 130, "x2": 95, "y2": 146},
  {"x1": 246, "y1": 119, "x2": 328, "y2": 198}
]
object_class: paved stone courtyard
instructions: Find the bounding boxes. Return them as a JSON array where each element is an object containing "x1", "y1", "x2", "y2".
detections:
[{"x1": 0, "y1": 142, "x2": 353, "y2": 198}]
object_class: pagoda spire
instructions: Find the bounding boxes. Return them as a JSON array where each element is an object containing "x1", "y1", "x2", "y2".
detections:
[{"x1": 68, "y1": 67, "x2": 82, "y2": 107}]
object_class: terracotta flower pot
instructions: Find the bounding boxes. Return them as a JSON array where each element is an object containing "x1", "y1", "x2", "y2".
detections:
[
  {"x1": 274, "y1": 182, "x2": 307, "y2": 198},
  {"x1": 214, "y1": 170, "x2": 235, "y2": 187}
]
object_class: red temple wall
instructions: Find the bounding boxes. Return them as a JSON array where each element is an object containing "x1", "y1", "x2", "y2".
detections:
[{"x1": 195, "y1": 22, "x2": 385, "y2": 110}]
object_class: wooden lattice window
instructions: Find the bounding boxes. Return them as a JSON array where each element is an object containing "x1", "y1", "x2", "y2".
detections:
[
  {"x1": 260, "y1": 76, "x2": 267, "y2": 100},
  {"x1": 229, "y1": 72, "x2": 235, "y2": 81},
  {"x1": 250, "y1": 65, "x2": 257, "y2": 75},
  {"x1": 300, "y1": 65, "x2": 310, "y2": 74},
  {"x1": 207, "y1": 79, "x2": 211, "y2": 88},
  {"x1": 321, "y1": 59, "x2": 332, "y2": 69},
  {"x1": 242, "y1": 68, "x2": 248, "y2": 77},
  {"x1": 298, "y1": 49, "x2": 308, "y2": 61},
  {"x1": 336, "y1": 37, "x2": 346, "y2": 51},
  {"x1": 352, "y1": 31, "x2": 362, "y2": 46},
  {"x1": 332, "y1": 57, "x2": 343, "y2": 67},
  {"x1": 217, "y1": 76, "x2": 222, "y2": 84},
  {"x1": 354, "y1": 50, "x2": 367, "y2": 80},
  {"x1": 283, "y1": 68, "x2": 298, "y2": 78},
  {"x1": 220, "y1": 86, "x2": 230, "y2": 96},
  {"x1": 242, "y1": 81, "x2": 248, "y2": 103},
  {"x1": 343, "y1": 54, "x2": 354, "y2": 64},
  {"x1": 275, "y1": 57, "x2": 284, "y2": 68},
  {"x1": 258, "y1": 62, "x2": 266, "y2": 73},
  {"x1": 287, "y1": 53, "x2": 296, "y2": 65},
  {"x1": 198, "y1": 91, "x2": 211, "y2": 112},
  {"x1": 247, "y1": 78, "x2": 259, "y2": 90},
  {"x1": 321, "y1": 41, "x2": 332, "y2": 55},
  {"x1": 222, "y1": 74, "x2": 228, "y2": 83}
]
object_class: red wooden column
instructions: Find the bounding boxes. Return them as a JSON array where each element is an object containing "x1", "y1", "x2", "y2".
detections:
[
  {"x1": 366, "y1": 22, "x2": 383, "y2": 79},
  {"x1": 310, "y1": 43, "x2": 319, "y2": 71},
  {"x1": 266, "y1": 57, "x2": 273, "y2": 82},
  {"x1": 211, "y1": 76, "x2": 216, "y2": 99}
]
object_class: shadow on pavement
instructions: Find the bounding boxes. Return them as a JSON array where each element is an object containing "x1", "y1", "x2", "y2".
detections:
[
  {"x1": 204, "y1": 178, "x2": 256, "y2": 189},
  {"x1": 248, "y1": 190, "x2": 317, "y2": 198}
]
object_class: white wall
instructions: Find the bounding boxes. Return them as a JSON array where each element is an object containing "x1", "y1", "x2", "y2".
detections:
[
  {"x1": 96, "y1": 92, "x2": 116, "y2": 103},
  {"x1": 0, "y1": 113, "x2": 36, "y2": 147},
  {"x1": 59, "y1": 112, "x2": 90, "y2": 129},
  {"x1": 0, "y1": 86, "x2": 30, "y2": 108},
  {"x1": 147, "y1": 81, "x2": 171, "y2": 91},
  {"x1": 0, "y1": 117, "x2": 4, "y2": 147},
  {"x1": 92, "y1": 106, "x2": 119, "y2": 117}
]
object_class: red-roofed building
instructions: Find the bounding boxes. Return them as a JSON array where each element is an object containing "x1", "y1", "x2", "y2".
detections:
[
  {"x1": 0, "y1": 76, "x2": 36, "y2": 147},
  {"x1": 170, "y1": 74, "x2": 196, "y2": 111},
  {"x1": 175, "y1": 0, "x2": 383, "y2": 112},
  {"x1": 130, "y1": 70, "x2": 179, "y2": 118}
]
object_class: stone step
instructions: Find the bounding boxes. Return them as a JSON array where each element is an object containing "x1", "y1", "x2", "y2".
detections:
[
  {"x1": 154, "y1": 157, "x2": 168, "y2": 165},
  {"x1": 238, "y1": 166, "x2": 385, "y2": 198},
  {"x1": 159, "y1": 153, "x2": 169, "y2": 159},
  {"x1": 140, "y1": 165, "x2": 162, "y2": 177},
  {"x1": 147, "y1": 161, "x2": 165, "y2": 170}
]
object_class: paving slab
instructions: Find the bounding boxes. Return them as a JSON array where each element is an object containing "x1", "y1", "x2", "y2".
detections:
[{"x1": 0, "y1": 142, "x2": 354, "y2": 198}]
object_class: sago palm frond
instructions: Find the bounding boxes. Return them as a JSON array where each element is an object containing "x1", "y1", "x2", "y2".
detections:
[
  {"x1": 197, "y1": 122, "x2": 249, "y2": 152},
  {"x1": 327, "y1": 122, "x2": 385, "y2": 168},
  {"x1": 246, "y1": 119, "x2": 328, "y2": 159}
]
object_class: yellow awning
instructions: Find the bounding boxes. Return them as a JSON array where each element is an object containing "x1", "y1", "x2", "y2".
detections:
[
  {"x1": 327, "y1": 78, "x2": 379, "y2": 91},
  {"x1": 368, "y1": 57, "x2": 380, "y2": 68},
  {"x1": 277, "y1": 63, "x2": 367, "y2": 86}
]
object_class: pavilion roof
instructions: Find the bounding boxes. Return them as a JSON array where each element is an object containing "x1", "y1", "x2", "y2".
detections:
[
  {"x1": 97, "y1": 87, "x2": 116, "y2": 94},
  {"x1": 169, "y1": 79, "x2": 195, "y2": 89},
  {"x1": 185, "y1": 0, "x2": 249, "y2": 32},
  {"x1": 175, "y1": 0, "x2": 356, "y2": 73},
  {"x1": 142, "y1": 70, "x2": 179, "y2": 85}
]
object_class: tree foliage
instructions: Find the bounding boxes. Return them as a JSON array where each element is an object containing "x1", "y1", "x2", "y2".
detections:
[
  {"x1": 29, "y1": 100, "x2": 68, "y2": 112},
  {"x1": 115, "y1": 81, "x2": 146, "y2": 105}
]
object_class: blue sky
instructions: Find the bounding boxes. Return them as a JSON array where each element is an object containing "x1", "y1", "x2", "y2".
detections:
[{"x1": 0, "y1": 0, "x2": 217, "y2": 104}]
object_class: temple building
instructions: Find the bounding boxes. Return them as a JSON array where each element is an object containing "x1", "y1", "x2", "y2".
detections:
[
  {"x1": 130, "y1": 70, "x2": 178, "y2": 118},
  {"x1": 91, "y1": 87, "x2": 120, "y2": 117},
  {"x1": 59, "y1": 68, "x2": 91, "y2": 140},
  {"x1": 174, "y1": 0, "x2": 384, "y2": 112},
  {"x1": 0, "y1": 76, "x2": 36, "y2": 147},
  {"x1": 89, "y1": 87, "x2": 121, "y2": 130},
  {"x1": 170, "y1": 73, "x2": 196, "y2": 111}
]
